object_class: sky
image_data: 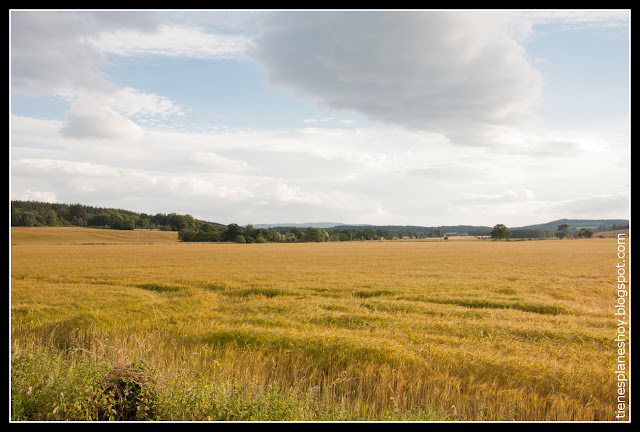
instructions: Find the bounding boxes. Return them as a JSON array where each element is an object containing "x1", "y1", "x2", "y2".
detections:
[{"x1": 10, "y1": 9, "x2": 630, "y2": 227}]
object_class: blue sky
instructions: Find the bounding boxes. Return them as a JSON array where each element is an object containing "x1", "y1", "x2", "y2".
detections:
[{"x1": 10, "y1": 10, "x2": 630, "y2": 227}]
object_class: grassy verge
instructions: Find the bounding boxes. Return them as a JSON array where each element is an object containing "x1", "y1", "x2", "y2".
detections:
[{"x1": 10, "y1": 339, "x2": 442, "y2": 421}]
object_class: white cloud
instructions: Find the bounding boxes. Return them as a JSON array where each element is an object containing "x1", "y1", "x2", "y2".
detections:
[
  {"x1": 188, "y1": 152, "x2": 251, "y2": 173},
  {"x1": 13, "y1": 189, "x2": 58, "y2": 203},
  {"x1": 10, "y1": 11, "x2": 186, "y2": 137},
  {"x1": 88, "y1": 24, "x2": 252, "y2": 59},
  {"x1": 60, "y1": 95, "x2": 145, "y2": 140},
  {"x1": 516, "y1": 9, "x2": 630, "y2": 27},
  {"x1": 251, "y1": 11, "x2": 543, "y2": 146},
  {"x1": 11, "y1": 11, "x2": 112, "y2": 97},
  {"x1": 270, "y1": 183, "x2": 323, "y2": 205},
  {"x1": 11, "y1": 157, "x2": 254, "y2": 202},
  {"x1": 455, "y1": 189, "x2": 536, "y2": 204},
  {"x1": 10, "y1": 117, "x2": 629, "y2": 226},
  {"x1": 10, "y1": 115, "x2": 64, "y2": 146},
  {"x1": 552, "y1": 191, "x2": 630, "y2": 218},
  {"x1": 164, "y1": 175, "x2": 254, "y2": 201},
  {"x1": 106, "y1": 87, "x2": 184, "y2": 118},
  {"x1": 13, "y1": 158, "x2": 120, "y2": 178}
]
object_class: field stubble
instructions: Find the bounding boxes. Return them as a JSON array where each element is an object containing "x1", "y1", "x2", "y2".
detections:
[{"x1": 11, "y1": 228, "x2": 620, "y2": 420}]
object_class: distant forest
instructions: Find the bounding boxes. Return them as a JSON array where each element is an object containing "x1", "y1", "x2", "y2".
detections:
[
  {"x1": 11, "y1": 200, "x2": 628, "y2": 243},
  {"x1": 10, "y1": 200, "x2": 223, "y2": 232}
]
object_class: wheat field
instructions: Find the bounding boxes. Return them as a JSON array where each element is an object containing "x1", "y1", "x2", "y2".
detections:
[{"x1": 10, "y1": 227, "x2": 622, "y2": 421}]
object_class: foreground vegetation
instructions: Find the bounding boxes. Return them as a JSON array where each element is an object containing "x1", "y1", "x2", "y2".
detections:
[{"x1": 11, "y1": 228, "x2": 621, "y2": 420}]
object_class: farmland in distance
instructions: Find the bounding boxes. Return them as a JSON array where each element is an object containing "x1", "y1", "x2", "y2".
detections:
[{"x1": 10, "y1": 227, "x2": 621, "y2": 421}]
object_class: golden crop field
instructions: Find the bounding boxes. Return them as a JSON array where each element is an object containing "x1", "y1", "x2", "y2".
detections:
[{"x1": 10, "y1": 227, "x2": 625, "y2": 421}]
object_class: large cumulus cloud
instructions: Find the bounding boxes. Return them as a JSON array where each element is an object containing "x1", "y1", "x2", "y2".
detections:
[{"x1": 250, "y1": 11, "x2": 542, "y2": 145}]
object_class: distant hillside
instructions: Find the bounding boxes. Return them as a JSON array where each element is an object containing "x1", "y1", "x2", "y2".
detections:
[{"x1": 519, "y1": 218, "x2": 629, "y2": 232}]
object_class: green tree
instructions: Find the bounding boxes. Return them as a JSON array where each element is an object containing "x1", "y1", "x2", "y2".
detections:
[
  {"x1": 136, "y1": 216, "x2": 151, "y2": 229},
  {"x1": 167, "y1": 213, "x2": 195, "y2": 231},
  {"x1": 430, "y1": 229, "x2": 444, "y2": 238},
  {"x1": 107, "y1": 210, "x2": 125, "y2": 229},
  {"x1": 556, "y1": 224, "x2": 570, "y2": 239},
  {"x1": 198, "y1": 223, "x2": 215, "y2": 233},
  {"x1": 121, "y1": 217, "x2": 135, "y2": 230},
  {"x1": 224, "y1": 224, "x2": 244, "y2": 242},
  {"x1": 576, "y1": 228, "x2": 593, "y2": 239},
  {"x1": 203, "y1": 230, "x2": 221, "y2": 242},
  {"x1": 71, "y1": 216, "x2": 87, "y2": 227},
  {"x1": 305, "y1": 227, "x2": 327, "y2": 242},
  {"x1": 68, "y1": 204, "x2": 87, "y2": 222},
  {"x1": 243, "y1": 224, "x2": 257, "y2": 240},
  {"x1": 268, "y1": 230, "x2": 282, "y2": 242},
  {"x1": 178, "y1": 229, "x2": 196, "y2": 242},
  {"x1": 24, "y1": 212, "x2": 37, "y2": 227},
  {"x1": 89, "y1": 213, "x2": 110, "y2": 227},
  {"x1": 490, "y1": 224, "x2": 511, "y2": 241},
  {"x1": 15, "y1": 210, "x2": 37, "y2": 227},
  {"x1": 43, "y1": 209, "x2": 62, "y2": 226}
]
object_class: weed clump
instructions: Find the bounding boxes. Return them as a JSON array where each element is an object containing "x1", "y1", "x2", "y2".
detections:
[{"x1": 97, "y1": 360, "x2": 157, "y2": 421}]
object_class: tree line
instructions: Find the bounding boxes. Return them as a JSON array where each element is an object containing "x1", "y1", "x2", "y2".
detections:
[
  {"x1": 10, "y1": 200, "x2": 220, "y2": 232},
  {"x1": 179, "y1": 225, "x2": 497, "y2": 243},
  {"x1": 489, "y1": 223, "x2": 594, "y2": 241},
  {"x1": 11, "y1": 200, "x2": 605, "y2": 242},
  {"x1": 178, "y1": 224, "x2": 331, "y2": 243},
  {"x1": 10, "y1": 201, "x2": 447, "y2": 243},
  {"x1": 178, "y1": 225, "x2": 458, "y2": 244},
  {"x1": 554, "y1": 224, "x2": 594, "y2": 239}
]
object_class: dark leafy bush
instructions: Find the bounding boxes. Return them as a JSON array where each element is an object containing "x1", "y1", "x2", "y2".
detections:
[{"x1": 97, "y1": 361, "x2": 157, "y2": 421}]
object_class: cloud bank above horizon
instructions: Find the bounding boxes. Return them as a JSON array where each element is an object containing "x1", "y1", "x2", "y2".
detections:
[{"x1": 10, "y1": 10, "x2": 630, "y2": 226}]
